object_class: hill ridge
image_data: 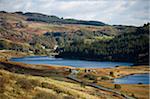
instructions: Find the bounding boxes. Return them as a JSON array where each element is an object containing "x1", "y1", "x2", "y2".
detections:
[{"x1": 0, "y1": 11, "x2": 107, "y2": 26}]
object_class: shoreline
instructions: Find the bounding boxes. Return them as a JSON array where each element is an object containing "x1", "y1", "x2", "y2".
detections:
[
  {"x1": 3, "y1": 53, "x2": 150, "y2": 81},
  {"x1": 7, "y1": 60, "x2": 150, "y2": 83},
  {"x1": 0, "y1": 51, "x2": 149, "y2": 99}
]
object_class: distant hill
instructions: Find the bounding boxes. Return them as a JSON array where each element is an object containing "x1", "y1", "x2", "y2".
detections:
[
  {"x1": 0, "y1": 11, "x2": 149, "y2": 64},
  {"x1": 14, "y1": 12, "x2": 107, "y2": 26}
]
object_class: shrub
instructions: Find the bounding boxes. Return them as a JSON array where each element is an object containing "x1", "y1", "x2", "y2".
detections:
[
  {"x1": 33, "y1": 92, "x2": 59, "y2": 99},
  {"x1": 101, "y1": 76, "x2": 110, "y2": 80},
  {"x1": 114, "y1": 84, "x2": 121, "y2": 89},
  {"x1": 41, "y1": 82, "x2": 63, "y2": 94},
  {"x1": 109, "y1": 71, "x2": 114, "y2": 77},
  {"x1": 30, "y1": 79, "x2": 41, "y2": 87},
  {"x1": 93, "y1": 79, "x2": 98, "y2": 83},
  {"x1": 53, "y1": 87, "x2": 63, "y2": 94},
  {"x1": 131, "y1": 93, "x2": 136, "y2": 98},
  {"x1": 16, "y1": 78, "x2": 34, "y2": 90},
  {"x1": 63, "y1": 96, "x2": 75, "y2": 99},
  {"x1": 84, "y1": 74, "x2": 97, "y2": 80},
  {"x1": 41, "y1": 82, "x2": 51, "y2": 88},
  {"x1": 0, "y1": 76, "x2": 9, "y2": 93},
  {"x1": 80, "y1": 82, "x2": 86, "y2": 88}
]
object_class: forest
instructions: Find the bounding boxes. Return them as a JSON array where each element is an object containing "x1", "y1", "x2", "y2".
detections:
[{"x1": 57, "y1": 23, "x2": 149, "y2": 64}]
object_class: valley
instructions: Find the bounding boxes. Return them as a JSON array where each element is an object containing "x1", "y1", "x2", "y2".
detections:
[
  {"x1": 0, "y1": 11, "x2": 149, "y2": 99},
  {"x1": 0, "y1": 11, "x2": 149, "y2": 64}
]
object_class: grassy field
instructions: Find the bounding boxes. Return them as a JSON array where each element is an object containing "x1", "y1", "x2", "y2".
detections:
[
  {"x1": 76, "y1": 66, "x2": 150, "y2": 99},
  {"x1": 0, "y1": 66, "x2": 121, "y2": 99},
  {"x1": 98, "y1": 81, "x2": 149, "y2": 99},
  {"x1": 0, "y1": 50, "x2": 27, "y2": 59}
]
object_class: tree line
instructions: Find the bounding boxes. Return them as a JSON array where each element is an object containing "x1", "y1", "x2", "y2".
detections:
[{"x1": 57, "y1": 24, "x2": 149, "y2": 64}]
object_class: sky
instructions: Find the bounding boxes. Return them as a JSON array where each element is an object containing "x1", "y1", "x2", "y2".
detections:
[{"x1": 0, "y1": 0, "x2": 149, "y2": 26}]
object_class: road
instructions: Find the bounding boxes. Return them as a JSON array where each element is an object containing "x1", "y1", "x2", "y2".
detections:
[{"x1": 67, "y1": 75, "x2": 135, "y2": 99}]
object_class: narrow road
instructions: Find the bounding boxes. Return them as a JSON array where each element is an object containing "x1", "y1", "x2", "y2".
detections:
[{"x1": 67, "y1": 75, "x2": 135, "y2": 99}]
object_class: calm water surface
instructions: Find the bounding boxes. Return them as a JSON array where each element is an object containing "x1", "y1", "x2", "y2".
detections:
[
  {"x1": 10, "y1": 56, "x2": 133, "y2": 68},
  {"x1": 10, "y1": 56, "x2": 149, "y2": 84},
  {"x1": 114, "y1": 73, "x2": 149, "y2": 84}
]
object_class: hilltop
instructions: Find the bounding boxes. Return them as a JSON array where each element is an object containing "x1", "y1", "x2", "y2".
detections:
[{"x1": 1, "y1": 11, "x2": 107, "y2": 26}]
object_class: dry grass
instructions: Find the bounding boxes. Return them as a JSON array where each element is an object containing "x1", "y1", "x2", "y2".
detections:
[
  {"x1": 0, "y1": 69, "x2": 117, "y2": 99},
  {"x1": 81, "y1": 66, "x2": 150, "y2": 79},
  {"x1": 77, "y1": 66, "x2": 149, "y2": 99},
  {"x1": 0, "y1": 50, "x2": 27, "y2": 59},
  {"x1": 98, "y1": 81, "x2": 150, "y2": 99}
]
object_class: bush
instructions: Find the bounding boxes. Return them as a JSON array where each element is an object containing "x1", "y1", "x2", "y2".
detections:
[
  {"x1": 101, "y1": 76, "x2": 110, "y2": 80},
  {"x1": 93, "y1": 79, "x2": 98, "y2": 83},
  {"x1": 114, "y1": 84, "x2": 121, "y2": 89},
  {"x1": 63, "y1": 96, "x2": 75, "y2": 99},
  {"x1": 41, "y1": 82, "x2": 50, "y2": 88},
  {"x1": 33, "y1": 92, "x2": 59, "y2": 99},
  {"x1": 53, "y1": 87, "x2": 64, "y2": 94},
  {"x1": 41, "y1": 82, "x2": 63, "y2": 94},
  {"x1": 16, "y1": 78, "x2": 34, "y2": 90},
  {"x1": 84, "y1": 74, "x2": 97, "y2": 80},
  {"x1": 0, "y1": 76, "x2": 9, "y2": 93},
  {"x1": 80, "y1": 82, "x2": 86, "y2": 88},
  {"x1": 131, "y1": 93, "x2": 136, "y2": 98},
  {"x1": 30, "y1": 79, "x2": 41, "y2": 87},
  {"x1": 109, "y1": 71, "x2": 114, "y2": 77}
]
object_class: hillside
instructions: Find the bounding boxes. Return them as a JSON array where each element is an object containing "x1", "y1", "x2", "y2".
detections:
[
  {"x1": 13, "y1": 11, "x2": 107, "y2": 26},
  {"x1": 58, "y1": 24, "x2": 149, "y2": 64},
  {"x1": 0, "y1": 11, "x2": 149, "y2": 64},
  {"x1": 0, "y1": 68, "x2": 107, "y2": 99}
]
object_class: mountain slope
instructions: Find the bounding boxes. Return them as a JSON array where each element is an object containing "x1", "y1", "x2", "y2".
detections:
[
  {"x1": 14, "y1": 11, "x2": 107, "y2": 26},
  {"x1": 0, "y1": 11, "x2": 148, "y2": 64}
]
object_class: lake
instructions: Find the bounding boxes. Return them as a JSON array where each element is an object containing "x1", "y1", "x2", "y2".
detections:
[
  {"x1": 10, "y1": 56, "x2": 149, "y2": 84},
  {"x1": 10, "y1": 56, "x2": 133, "y2": 68},
  {"x1": 114, "y1": 73, "x2": 149, "y2": 84}
]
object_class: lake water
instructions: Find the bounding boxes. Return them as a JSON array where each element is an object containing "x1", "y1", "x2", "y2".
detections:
[
  {"x1": 114, "y1": 73, "x2": 149, "y2": 84},
  {"x1": 10, "y1": 56, "x2": 133, "y2": 68},
  {"x1": 10, "y1": 56, "x2": 149, "y2": 84}
]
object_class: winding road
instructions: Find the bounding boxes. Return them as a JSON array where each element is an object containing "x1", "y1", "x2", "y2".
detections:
[{"x1": 67, "y1": 75, "x2": 135, "y2": 99}]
